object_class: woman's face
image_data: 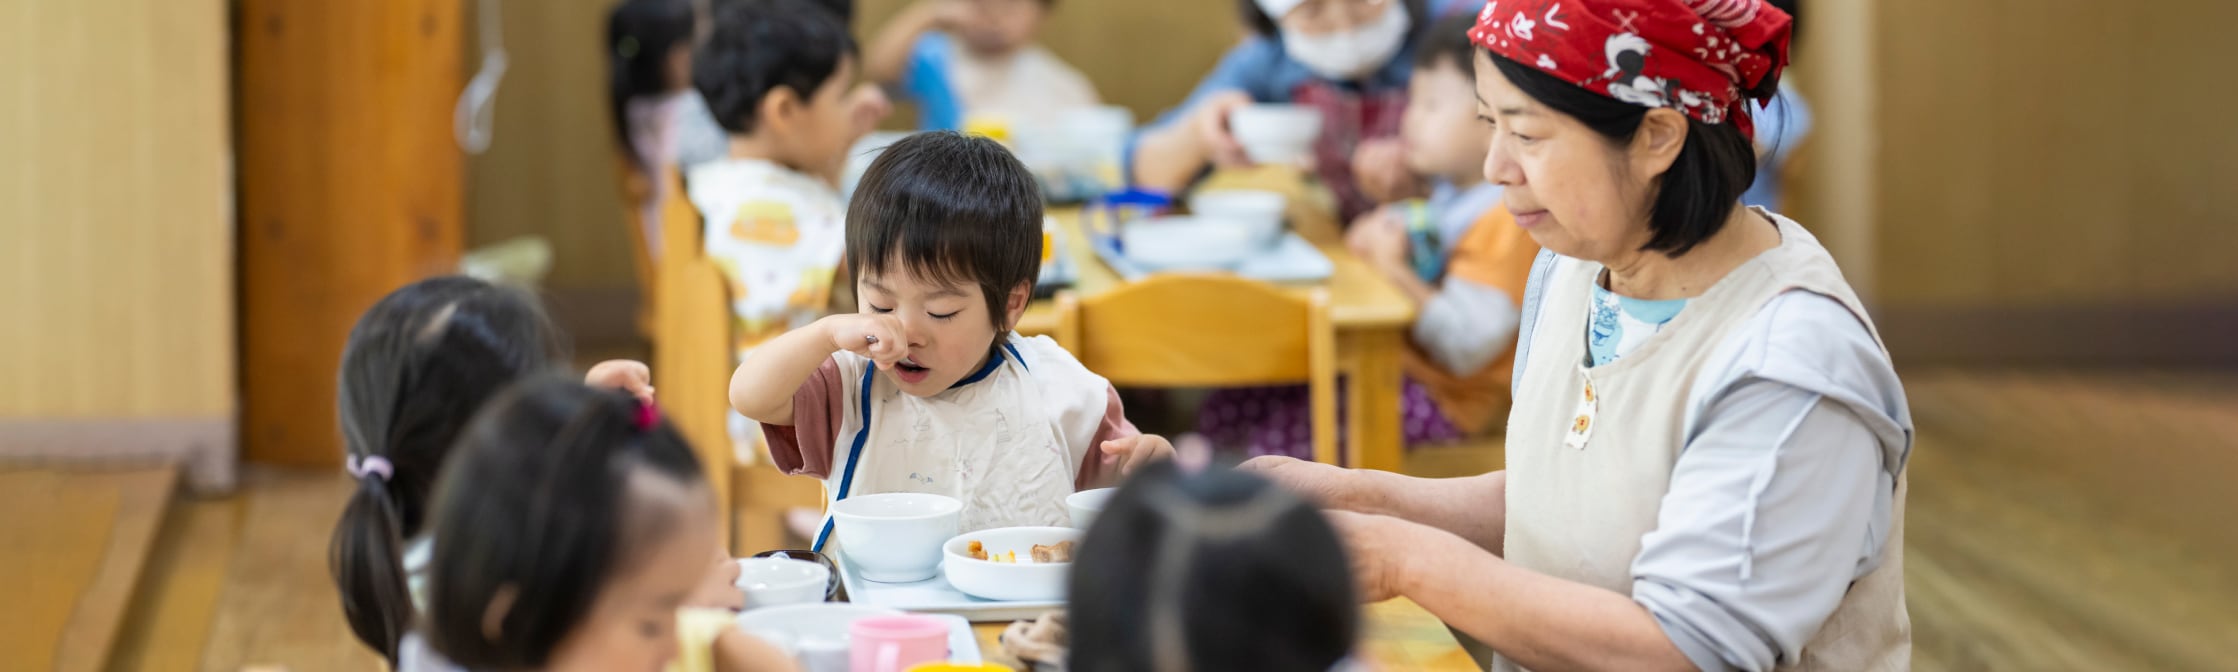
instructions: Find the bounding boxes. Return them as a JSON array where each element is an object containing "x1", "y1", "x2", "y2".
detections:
[
  {"x1": 1473, "y1": 50, "x2": 1659, "y2": 263},
  {"x1": 545, "y1": 479, "x2": 720, "y2": 672}
]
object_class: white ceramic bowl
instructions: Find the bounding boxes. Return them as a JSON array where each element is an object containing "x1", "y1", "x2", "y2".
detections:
[
  {"x1": 830, "y1": 493, "x2": 963, "y2": 582},
  {"x1": 941, "y1": 526, "x2": 1082, "y2": 602},
  {"x1": 735, "y1": 557, "x2": 831, "y2": 610},
  {"x1": 1066, "y1": 488, "x2": 1114, "y2": 530},
  {"x1": 1229, "y1": 104, "x2": 1324, "y2": 165},
  {"x1": 1188, "y1": 189, "x2": 1288, "y2": 249},
  {"x1": 734, "y1": 603, "x2": 904, "y2": 672},
  {"x1": 1122, "y1": 216, "x2": 1259, "y2": 271}
]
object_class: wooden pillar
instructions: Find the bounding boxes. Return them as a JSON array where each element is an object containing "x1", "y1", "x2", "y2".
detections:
[{"x1": 237, "y1": 0, "x2": 465, "y2": 466}]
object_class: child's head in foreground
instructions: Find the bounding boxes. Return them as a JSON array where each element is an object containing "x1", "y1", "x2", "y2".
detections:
[
  {"x1": 1068, "y1": 461, "x2": 1360, "y2": 672},
  {"x1": 843, "y1": 130, "x2": 1043, "y2": 396},
  {"x1": 420, "y1": 376, "x2": 716, "y2": 672},
  {"x1": 329, "y1": 275, "x2": 565, "y2": 662}
]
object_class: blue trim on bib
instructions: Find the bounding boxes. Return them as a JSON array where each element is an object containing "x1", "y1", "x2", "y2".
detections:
[
  {"x1": 950, "y1": 347, "x2": 1006, "y2": 389},
  {"x1": 813, "y1": 365, "x2": 880, "y2": 552}
]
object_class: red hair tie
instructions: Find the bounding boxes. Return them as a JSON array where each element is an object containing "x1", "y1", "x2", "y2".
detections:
[{"x1": 634, "y1": 401, "x2": 661, "y2": 432}]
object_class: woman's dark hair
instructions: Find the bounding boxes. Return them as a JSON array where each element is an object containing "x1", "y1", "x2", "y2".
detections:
[
  {"x1": 328, "y1": 275, "x2": 566, "y2": 664},
  {"x1": 1239, "y1": 0, "x2": 1432, "y2": 46},
  {"x1": 845, "y1": 131, "x2": 1042, "y2": 355},
  {"x1": 606, "y1": 0, "x2": 697, "y2": 167},
  {"x1": 1489, "y1": 52, "x2": 1761, "y2": 257},
  {"x1": 1069, "y1": 462, "x2": 1359, "y2": 672},
  {"x1": 1413, "y1": 14, "x2": 1479, "y2": 76},
  {"x1": 421, "y1": 377, "x2": 706, "y2": 670},
  {"x1": 694, "y1": 0, "x2": 856, "y2": 135}
]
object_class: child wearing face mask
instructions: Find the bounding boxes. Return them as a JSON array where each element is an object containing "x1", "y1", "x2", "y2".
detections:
[
  {"x1": 1130, "y1": 0, "x2": 1479, "y2": 219},
  {"x1": 412, "y1": 377, "x2": 796, "y2": 672},
  {"x1": 861, "y1": 0, "x2": 1100, "y2": 131},
  {"x1": 727, "y1": 132, "x2": 1175, "y2": 551},
  {"x1": 1199, "y1": 15, "x2": 1537, "y2": 457}
]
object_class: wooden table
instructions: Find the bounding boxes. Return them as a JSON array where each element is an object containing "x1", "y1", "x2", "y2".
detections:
[
  {"x1": 968, "y1": 598, "x2": 1479, "y2": 671},
  {"x1": 1014, "y1": 169, "x2": 1418, "y2": 471}
]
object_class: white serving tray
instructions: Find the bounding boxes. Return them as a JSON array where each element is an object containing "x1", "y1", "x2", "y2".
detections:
[
  {"x1": 1096, "y1": 232, "x2": 1334, "y2": 284},
  {"x1": 835, "y1": 550, "x2": 1064, "y2": 623}
]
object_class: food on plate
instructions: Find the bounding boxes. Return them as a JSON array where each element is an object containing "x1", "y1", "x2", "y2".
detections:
[
  {"x1": 963, "y1": 539, "x2": 1077, "y2": 564},
  {"x1": 1031, "y1": 541, "x2": 1076, "y2": 563}
]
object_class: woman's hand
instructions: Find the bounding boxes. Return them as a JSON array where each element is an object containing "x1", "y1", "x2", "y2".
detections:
[
  {"x1": 1237, "y1": 454, "x2": 1358, "y2": 509},
  {"x1": 823, "y1": 314, "x2": 910, "y2": 370},
  {"x1": 1352, "y1": 138, "x2": 1427, "y2": 203},
  {"x1": 687, "y1": 552, "x2": 746, "y2": 611},
  {"x1": 585, "y1": 359, "x2": 655, "y2": 404},
  {"x1": 1192, "y1": 91, "x2": 1257, "y2": 168},
  {"x1": 1099, "y1": 433, "x2": 1175, "y2": 475}
]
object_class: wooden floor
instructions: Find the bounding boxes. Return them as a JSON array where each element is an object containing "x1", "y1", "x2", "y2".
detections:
[{"x1": 10, "y1": 369, "x2": 2236, "y2": 670}]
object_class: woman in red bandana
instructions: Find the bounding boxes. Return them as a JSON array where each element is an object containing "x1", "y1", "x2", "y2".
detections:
[{"x1": 1243, "y1": 1, "x2": 1915, "y2": 670}]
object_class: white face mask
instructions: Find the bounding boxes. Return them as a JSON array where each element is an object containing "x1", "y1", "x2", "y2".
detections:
[{"x1": 1280, "y1": 1, "x2": 1411, "y2": 81}]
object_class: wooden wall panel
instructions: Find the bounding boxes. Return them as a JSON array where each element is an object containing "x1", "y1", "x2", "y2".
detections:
[
  {"x1": 466, "y1": 0, "x2": 635, "y2": 290},
  {"x1": 1867, "y1": 0, "x2": 2238, "y2": 308},
  {"x1": 0, "y1": 0, "x2": 233, "y2": 419},
  {"x1": 238, "y1": 0, "x2": 465, "y2": 465}
]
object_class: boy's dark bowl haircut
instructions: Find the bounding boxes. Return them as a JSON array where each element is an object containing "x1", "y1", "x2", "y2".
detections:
[
  {"x1": 694, "y1": 0, "x2": 856, "y2": 135},
  {"x1": 844, "y1": 131, "x2": 1044, "y2": 345}
]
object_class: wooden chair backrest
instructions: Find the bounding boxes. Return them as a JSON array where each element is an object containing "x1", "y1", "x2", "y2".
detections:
[{"x1": 1055, "y1": 274, "x2": 1340, "y2": 464}]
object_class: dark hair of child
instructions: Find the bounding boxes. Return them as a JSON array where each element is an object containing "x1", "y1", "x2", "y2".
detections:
[
  {"x1": 419, "y1": 377, "x2": 706, "y2": 669},
  {"x1": 606, "y1": 0, "x2": 697, "y2": 167},
  {"x1": 328, "y1": 275, "x2": 567, "y2": 664},
  {"x1": 1068, "y1": 462, "x2": 1360, "y2": 672},
  {"x1": 1413, "y1": 14, "x2": 1480, "y2": 76},
  {"x1": 843, "y1": 131, "x2": 1043, "y2": 358},
  {"x1": 693, "y1": 0, "x2": 858, "y2": 135}
]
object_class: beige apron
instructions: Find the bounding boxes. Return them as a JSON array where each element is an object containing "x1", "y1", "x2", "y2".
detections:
[
  {"x1": 1498, "y1": 216, "x2": 1910, "y2": 671},
  {"x1": 812, "y1": 335, "x2": 1107, "y2": 552}
]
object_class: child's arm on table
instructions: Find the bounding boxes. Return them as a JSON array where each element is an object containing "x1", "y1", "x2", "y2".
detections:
[{"x1": 728, "y1": 314, "x2": 908, "y2": 424}]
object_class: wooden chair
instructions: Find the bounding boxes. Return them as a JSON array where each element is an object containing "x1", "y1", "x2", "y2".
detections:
[
  {"x1": 612, "y1": 155, "x2": 660, "y2": 339},
  {"x1": 1053, "y1": 275, "x2": 1342, "y2": 466},
  {"x1": 649, "y1": 165, "x2": 825, "y2": 554}
]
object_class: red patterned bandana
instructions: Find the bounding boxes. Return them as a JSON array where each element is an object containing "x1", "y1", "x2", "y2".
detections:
[{"x1": 1467, "y1": 0, "x2": 1791, "y2": 139}]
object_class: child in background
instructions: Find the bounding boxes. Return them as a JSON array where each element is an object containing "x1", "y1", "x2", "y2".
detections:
[
  {"x1": 606, "y1": 0, "x2": 699, "y2": 260},
  {"x1": 1131, "y1": 0, "x2": 1478, "y2": 220},
  {"x1": 673, "y1": 0, "x2": 894, "y2": 173},
  {"x1": 862, "y1": 0, "x2": 1099, "y2": 131},
  {"x1": 327, "y1": 276, "x2": 707, "y2": 665},
  {"x1": 1199, "y1": 16, "x2": 1537, "y2": 457},
  {"x1": 412, "y1": 378, "x2": 796, "y2": 672},
  {"x1": 1066, "y1": 462, "x2": 1360, "y2": 672},
  {"x1": 727, "y1": 132, "x2": 1173, "y2": 550},
  {"x1": 688, "y1": 0, "x2": 867, "y2": 452}
]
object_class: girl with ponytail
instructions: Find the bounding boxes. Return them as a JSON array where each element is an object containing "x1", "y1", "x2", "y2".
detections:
[{"x1": 328, "y1": 276, "x2": 673, "y2": 665}]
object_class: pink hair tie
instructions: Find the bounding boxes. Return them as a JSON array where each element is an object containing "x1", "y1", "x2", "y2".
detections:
[
  {"x1": 346, "y1": 454, "x2": 394, "y2": 482},
  {"x1": 634, "y1": 401, "x2": 661, "y2": 431}
]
